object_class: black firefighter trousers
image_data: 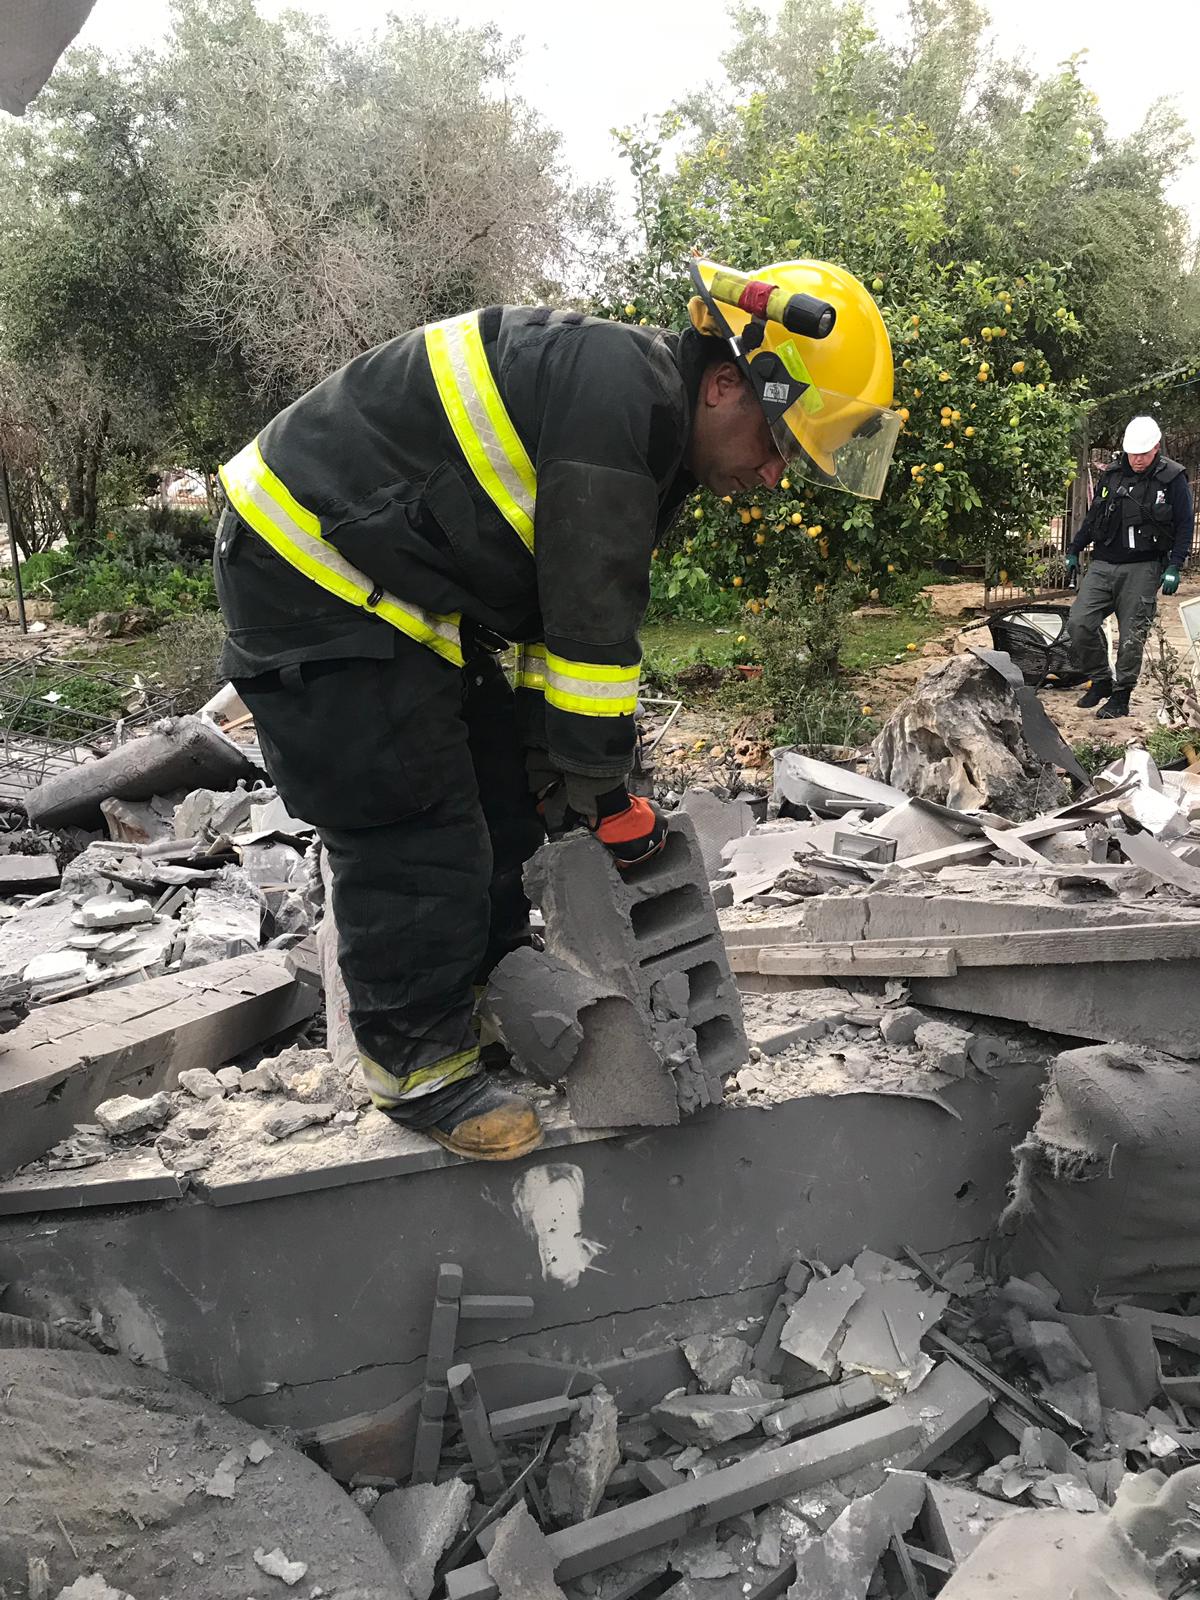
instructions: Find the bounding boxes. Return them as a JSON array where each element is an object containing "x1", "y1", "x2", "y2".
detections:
[{"x1": 215, "y1": 536, "x2": 544, "y2": 1123}]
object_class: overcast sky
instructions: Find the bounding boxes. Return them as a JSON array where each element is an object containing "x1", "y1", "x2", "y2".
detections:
[{"x1": 76, "y1": 0, "x2": 1200, "y2": 227}]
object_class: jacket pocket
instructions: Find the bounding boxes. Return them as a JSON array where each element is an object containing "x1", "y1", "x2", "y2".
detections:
[{"x1": 420, "y1": 460, "x2": 536, "y2": 610}]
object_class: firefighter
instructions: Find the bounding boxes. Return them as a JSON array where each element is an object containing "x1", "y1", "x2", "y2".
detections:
[
  {"x1": 1065, "y1": 416, "x2": 1194, "y2": 719},
  {"x1": 214, "y1": 259, "x2": 898, "y2": 1160}
]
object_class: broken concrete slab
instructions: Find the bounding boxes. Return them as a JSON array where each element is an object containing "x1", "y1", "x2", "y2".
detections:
[
  {"x1": 922, "y1": 1477, "x2": 1027, "y2": 1566},
  {"x1": 762, "y1": 1375, "x2": 881, "y2": 1441},
  {"x1": 371, "y1": 1478, "x2": 474, "y2": 1600},
  {"x1": 262, "y1": 1100, "x2": 337, "y2": 1142},
  {"x1": 26, "y1": 715, "x2": 257, "y2": 829},
  {"x1": 651, "y1": 1392, "x2": 781, "y2": 1448},
  {"x1": 177, "y1": 1068, "x2": 225, "y2": 1100},
  {"x1": 836, "y1": 1250, "x2": 948, "y2": 1394},
  {"x1": 99, "y1": 794, "x2": 177, "y2": 846},
  {"x1": 788, "y1": 1468, "x2": 926, "y2": 1599},
  {"x1": 779, "y1": 1265, "x2": 865, "y2": 1375},
  {"x1": 678, "y1": 787, "x2": 755, "y2": 879},
  {"x1": 444, "y1": 1407, "x2": 922, "y2": 1598},
  {"x1": 487, "y1": 1502, "x2": 568, "y2": 1600},
  {"x1": 0, "y1": 853, "x2": 59, "y2": 892},
  {"x1": 75, "y1": 896, "x2": 154, "y2": 930},
  {"x1": 0, "y1": 949, "x2": 319, "y2": 1175},
  {"x1": 548, "y1": 1386, "x2": 620, "y2": 1522},
  {"x1": 773, "y1": 750, "x2": 904, "y2": 818}
]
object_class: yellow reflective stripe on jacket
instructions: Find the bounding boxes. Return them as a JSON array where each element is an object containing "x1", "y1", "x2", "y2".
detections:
[
  {"x1": 358, "y1": 1046, "x2": 480, "y2": 1108},
  {"x1": 220, "y1": 440, "x2": 465, "y2": 668},
  {"x1": 425, "y1": 312, "x2": 537, "y2": 553},
  {"x1": 515, "y1": 643, "x2": 547, "y2": 692},
  {"x1": 544, "y1": 651, "x2": 640, "y2": 717}
]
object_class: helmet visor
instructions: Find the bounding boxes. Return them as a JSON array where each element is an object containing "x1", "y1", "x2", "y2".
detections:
[{"x1": 769, "y1": 391, "x2": 902, "y2": 501}]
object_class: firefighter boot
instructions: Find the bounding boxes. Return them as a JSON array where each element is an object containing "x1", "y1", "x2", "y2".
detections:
[
  {"x1": 1076, "y1": 678, "x2": 1112, "y2": 709},
  {"x1": 426, "y1": 1075, "x2": 543, "y2": 1161},
  {"x1": 1097, "y1": 687, "x2": 1132, "y2": 721}
]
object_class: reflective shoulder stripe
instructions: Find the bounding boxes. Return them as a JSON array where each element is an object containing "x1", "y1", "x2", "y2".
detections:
[
  {"x1": 544, "y1": 651, "x2": 640, "y2": 718},
  {"x1": 515, "y1": 642, "x2": 547, "y2": 693},
  {"x1": 425, "y1": 312, "x2": 536, "y2": 554},
  {"x1": 219, "y1": 440, "x2": 465, "y2": 668}
]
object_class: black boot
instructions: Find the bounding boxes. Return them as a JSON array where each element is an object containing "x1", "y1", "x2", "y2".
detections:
[
  {"x1": 1097, "y1": 687, "x2": 1132, "y2": 720},
  {"x1": 1076, "y1": 678, "x2": 1112, "y2": 708},
  {"x1": 390, "y1": 1072, "x2": 543, "y2": 1160}
]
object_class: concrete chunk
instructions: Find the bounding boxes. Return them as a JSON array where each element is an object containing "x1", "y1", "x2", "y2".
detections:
[
  {"x1": 548, "y1": 1385, "x2": 620, "y2": 1522},
  {"x1": 914, "y1": 1021, "x2": 973, "y2": 1078},
  {"x1": 879, "y1": 1007, "x2": 923, "y2": 1046},
  {"x1": 180, "y1": 866, "x2": 264, "y2": 969},
  {"x1": 682, "y1": 1334, "x2": 753, "y2": 1393},
  {"x1": 371, "y1": 1478, "x2": 474, "y2": 1600},
  {"x1": 261, "y1": 1100, "x2": 336, "y2": 1141},
  {"x1": 94, "y1": 1092, "x2": 172, "y2": 1137},
  {"x1": 486, "y1": 1502, "x2": 568, "y2": 1600},
  {"x1": 651, "y1": 1393, "x2": 780, "y2": 1447},
  {"x1": 176, "y1": 1068, "x2": 225, "y2": 1100}
]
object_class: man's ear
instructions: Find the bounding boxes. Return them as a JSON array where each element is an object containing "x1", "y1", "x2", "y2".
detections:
[{"x1": 701, "y1": 360, "x2": 745, "y2": 409}]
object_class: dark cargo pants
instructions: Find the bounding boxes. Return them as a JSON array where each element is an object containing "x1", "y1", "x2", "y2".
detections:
[
  {"x1": 215, "y1": 530, "x2": 544, "y2": 1121},
  {"x1": 1067, "y1": 558, "x2": 1163, "y2": 691}
]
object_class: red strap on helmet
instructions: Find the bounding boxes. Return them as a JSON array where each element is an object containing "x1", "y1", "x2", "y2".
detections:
[{"x1": 738, "y1": 280, "x2": 776, "y2": 318}]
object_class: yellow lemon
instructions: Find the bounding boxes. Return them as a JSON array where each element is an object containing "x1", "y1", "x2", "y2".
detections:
[
  {"x1": 693, "y1": 506, "x2": 704, "y2": 519},
  {"x1": 897, "y1": 407, "x2": 910, "y2": 422},
  {"x1": 907, "y1": 642, "x2": 917, "y2": 651},
  {"x1": 739, "y1": 508, "x2": 752, "y2": 524},
  {"x1": 939, "y1": 370, "x2": 951, "y2": 381},
  {"x1": 780, "y1": 476, "x2": 790, "y2": 489},
  {"x1": 1012, "y1": 360, "x2": 1025, "y2": 375},
  {"x1": 791, "y1": 511, "x2": 804, "y2": 525},
  {"x1": 623, "y1": 302, "x2": 636, "y2": 316},
  {"x1": 933, "y1": 461, "x2": 945, "y2": 472},
  {"x1": 750, "y1": 505, "x2": 763, "y2": 520},
  {"x1": 755, "y1": 532, "x2": 766, "y2": 546},
  {"x1": 732, "y1": 575, "x2": 744, "y2": 587},
  {"x1": 964, "y1": 425, "x2": 975, "y2": 436}
]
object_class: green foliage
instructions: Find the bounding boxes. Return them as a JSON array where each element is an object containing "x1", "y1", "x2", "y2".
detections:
[
  {"x1": 605, "y1": 0, "x2": 1200, "y2": 619},
  {"x1": 2, "y1": 669, "x2": 127, "y2": 739},
  {"x1": 747, "y1": 574, "x2": 874, "y2": 744},
  {"x1": 1146, "y1": 728, "x2": 1200, "y2": 769},
  {"x1": 1071, "y1": 738, "x2": 1124, "y2": 776},
  {"x1": 14, "y1": 514, "x2": 217, "y2": 627},
  {"x1": 143, "y1": 612, "x2": 228, "y2": 710}
]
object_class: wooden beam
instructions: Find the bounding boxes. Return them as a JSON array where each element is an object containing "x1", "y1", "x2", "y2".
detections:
[
  {"x1": 757, "y1": 944, "x2": 958, "y2": 978},
  {"x1": 740, "y1": 920, "x2": 1200, "y2": 976}
]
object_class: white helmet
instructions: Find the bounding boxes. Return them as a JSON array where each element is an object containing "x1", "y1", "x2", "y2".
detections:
[{"x1": 1123, "y1": 415, "x2": 1162, "y2": 454}]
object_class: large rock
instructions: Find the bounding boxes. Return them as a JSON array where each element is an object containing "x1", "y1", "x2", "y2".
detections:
[{"x1": 870, "y1": 654, "x2": 1068, "y2": 819}]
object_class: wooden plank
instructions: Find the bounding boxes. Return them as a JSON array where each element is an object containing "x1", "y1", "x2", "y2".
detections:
[
  {"x1": 0, "y1": 951, "x2": 318, "y2": 1174},
  {"x1": 898, "y1": 810, "x2": 1105, "y2": 872},
  {"x1": 757, "y1": 944, "x2": 957, "y2": 978},
  {"x1": 741, "y1": 920, "x2": 1200, "y2": 976}
]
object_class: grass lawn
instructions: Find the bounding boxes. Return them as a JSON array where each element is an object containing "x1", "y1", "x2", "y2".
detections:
[{"x1": 643, "y1": 604, "x2": 947, "y2": 683}]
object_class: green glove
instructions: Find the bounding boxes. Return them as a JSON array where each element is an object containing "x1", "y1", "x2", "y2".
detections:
[
  {"x1": 1064, "y1": 552, "x2": 1079, "y2": 571},
  {"x1": 1161, "y1": 565, "x2": 1181, "y2": 596}
]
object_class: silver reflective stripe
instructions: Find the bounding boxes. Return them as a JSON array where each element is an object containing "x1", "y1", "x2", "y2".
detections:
[
  {"x1": 543, "y1": 668, "x2": 638, "y2": 701},
  {"x1": 441, "y1": 324, "x2": 536, "y2": 531}
]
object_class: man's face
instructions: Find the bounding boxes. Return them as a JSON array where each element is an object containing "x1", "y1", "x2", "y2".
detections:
[
  {"x1": 1127, "y1": 445, "x2": 1159, "y2": 473},
  {"x1": 686, "y1": 361, "x2": 786, "y2": 496}
]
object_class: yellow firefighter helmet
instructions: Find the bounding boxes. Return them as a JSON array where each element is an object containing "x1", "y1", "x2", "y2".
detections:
[{"x1": 687, "y1": 257, "x2": 898, "y2": 500}]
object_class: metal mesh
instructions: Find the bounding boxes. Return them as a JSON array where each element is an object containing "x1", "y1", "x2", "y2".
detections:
[{"x1": 0, "y1": 651, "x2": 176, "y2": 808}]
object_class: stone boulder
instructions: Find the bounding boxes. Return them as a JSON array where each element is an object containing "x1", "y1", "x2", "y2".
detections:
[{"x1": 870, "y1": 654, "x2": 1068, "y2": 819}]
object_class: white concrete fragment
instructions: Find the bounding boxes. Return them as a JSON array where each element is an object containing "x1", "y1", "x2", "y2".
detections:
[
  {"x1": 23, "y1": 949, "x2": 89, "y2": 985},
  {"x1": 215, "y1": 1065, "x2": 243, "y2": 1090},
  {"x1": 253, "y1": 1547, "x2": 308, "y2": 1585},
  {"x1": 94, "y1": 1092, "x2": 172, "y2": 1137},
  {"x1": 76, "y1": 896, "x2": 154, "y2": 930},
  {"x1": 176, "y1": 1068, "x2": 225, "y2": 1100}
]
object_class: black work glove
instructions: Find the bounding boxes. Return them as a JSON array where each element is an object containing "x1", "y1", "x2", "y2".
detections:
[{"x1": 588, "y1": 784, "x2": 668, "y2": 871}]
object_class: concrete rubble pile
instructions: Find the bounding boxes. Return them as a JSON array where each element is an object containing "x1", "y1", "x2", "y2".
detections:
[
  {"x1": 7, "y1": 653, "x2": 1200, "y2": 1599},
  {"x1": 288, "y1": 1248, "x2": 1200, "y2": 1600}
]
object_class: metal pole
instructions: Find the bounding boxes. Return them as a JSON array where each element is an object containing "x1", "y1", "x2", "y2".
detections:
[{"x1": 0, "y1": 455, "x2": 27, "y2": 635}]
